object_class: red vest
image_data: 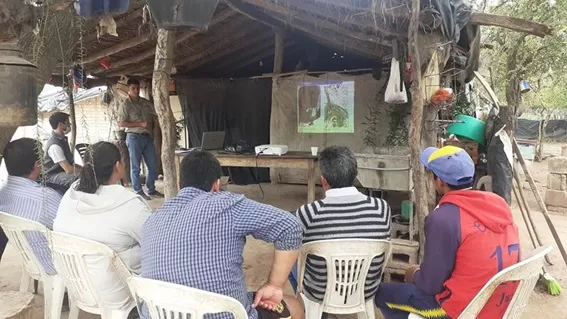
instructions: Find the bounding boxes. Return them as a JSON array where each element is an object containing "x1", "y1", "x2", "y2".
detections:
[{"x1": 436, "y1": 197, "x2": 520, "y2": 318}]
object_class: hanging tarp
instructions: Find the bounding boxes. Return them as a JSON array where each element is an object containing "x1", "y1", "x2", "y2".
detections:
[
  {"x1": 516, "y1": 118, "x2": 567, "y2": 142},
  {"x1": 75, "y1": 0, "x2": 130, "y2": 19}
]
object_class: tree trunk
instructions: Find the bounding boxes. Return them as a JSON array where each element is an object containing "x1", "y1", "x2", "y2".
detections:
[
  {"x1": 407, "y1": 0, "x2": 427, "y2": 261},
  {"x1": 503, "y1": 37, "x2": 525, "y2": 139},
  {"x1": 273, "y1": 29, "x2": 285, "y2": 74},
  {"x1": 152, "y1": 29, "x2": 178, "y2": 199}
]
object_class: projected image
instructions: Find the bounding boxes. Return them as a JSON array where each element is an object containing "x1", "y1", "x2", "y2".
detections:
[{"x1": 297, "y1": 80, "x2": 355, "y2": 133}]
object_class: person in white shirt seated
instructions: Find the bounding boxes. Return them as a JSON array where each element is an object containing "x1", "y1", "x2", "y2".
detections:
[
  {"x1": 43, "y1": 112, "x2": 83, "y2": 193},
  {"x1": 54, "y1": 141, "x2": 151, "y2": 310}
]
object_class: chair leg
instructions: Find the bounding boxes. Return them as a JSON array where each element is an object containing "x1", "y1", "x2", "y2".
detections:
[
  {"x1": 42, "y1": 276, "x2": 53, "y2": 319},
  {"x1": 67, "y1": 295, "x2": 80, "y2": 319},
  {"x1": 50, "y1": 276, "x2": 65, "y2": 319},
  {"x1": 301, "y1": 294, "x2": 324, "y2": 319},
  {"x1": 101, "y1": 309, "x2": 131, "y2": 319},
  {"x1": 19, "y1": 270, "x2": 33, "y2": 292},
  {"x1": 359, "y1": 299, "x2": 376, "y2": 319},
  {"x1": 34, "y1": 279, "x2": 39, "y2": 294}
]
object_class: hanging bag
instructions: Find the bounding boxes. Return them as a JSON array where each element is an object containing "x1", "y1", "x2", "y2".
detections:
[{"x1": 385, "y1": 58, "x2": 408, "y2": 104}]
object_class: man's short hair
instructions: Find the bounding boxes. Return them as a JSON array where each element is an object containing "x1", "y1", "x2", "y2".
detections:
[
  {"x1": 49, "y1": 112, "x2": 70, "y2": 130},
  {"x1": 319, "y1": 146, "x2": 358, "y2": 188},
  {"x1": 2, "y1": 138, "x2": 41, "y2": 177},
  {"x1": 127, "y1": 78, "x2": 140, "y2": 86},
  {"x1": 179, "y1": 151, "x2": 222, "y2": 191}
]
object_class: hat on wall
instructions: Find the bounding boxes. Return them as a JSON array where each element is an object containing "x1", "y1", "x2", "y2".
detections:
[{"x1": 420, "y1": 146, "x2": 475, "y2": 186}]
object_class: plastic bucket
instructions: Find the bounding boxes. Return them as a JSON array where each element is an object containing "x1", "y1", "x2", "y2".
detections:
[
  {"x1": 447, "y1": 115, "x2": 486, "y2": 146},
  {"x1": 401, "y1": 200, "x2": 414, "y2": 219}
]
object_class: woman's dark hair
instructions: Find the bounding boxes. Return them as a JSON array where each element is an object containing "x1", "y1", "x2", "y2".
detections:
[{"x1": 76, "y1": 141, "x2": 122, "y2": 194}]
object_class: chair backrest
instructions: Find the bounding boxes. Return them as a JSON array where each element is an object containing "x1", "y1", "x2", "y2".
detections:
[
  {"x1": 127, "y1": 277, "x2": 249, "y2": 319},
  {"x1": 297, "y1": 239, "x2": 392, "y2": 313},
  {"x1": 459, "y1": 245, "x2": 553, "y2": 319},
  {"x1": 50, "y1": 231, "x2": 133, "y2": 313},
  {"x1": 0, "y1": 212, "x2": 48, "y2": 280},
  {"x1": 75, "y1": 143, "x2": 90, "y2": 160}
]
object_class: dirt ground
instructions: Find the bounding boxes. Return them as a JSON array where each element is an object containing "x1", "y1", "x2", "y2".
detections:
[{"x1": 0, "y1": 143, "x2": 566, "y2": 318}]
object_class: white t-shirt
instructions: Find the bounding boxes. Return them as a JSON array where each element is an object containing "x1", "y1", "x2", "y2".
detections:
[{"x1": 47, "y1": 144, "x2": 66, "y2": 164}]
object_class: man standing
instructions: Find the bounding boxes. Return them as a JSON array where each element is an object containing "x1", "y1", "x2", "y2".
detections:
[
  {"x1": 142, "y1": 151, "x2": 304, "y2": 319},
  {"x1": 375, "y1": 146, "x2": 520, "y2": 319},
  {"x1": 291, "y1": 145, "x2": 391, "y2": 302},
  {"x1": 0, "y1": 138, "x2": 62, "y2": 277},
  {"x1": 118, "y1": 78, "x2": 162, "y2": 200},
  {"x1": 43, "y1": 111, "x2": 82, "y2": 192}
]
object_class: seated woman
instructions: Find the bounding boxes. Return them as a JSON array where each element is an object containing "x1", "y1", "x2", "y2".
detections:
[{"x1": 54, "y1": 141, "x2": 151, "y2": 310}]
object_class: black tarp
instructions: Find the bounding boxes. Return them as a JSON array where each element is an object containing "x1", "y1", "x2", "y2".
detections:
[
  {"x1": 516, "y1": 118, "x2": 567, "y2": 141},
  {"x1": 175, "y1": 77, "x2": 272, "y2": 185}
]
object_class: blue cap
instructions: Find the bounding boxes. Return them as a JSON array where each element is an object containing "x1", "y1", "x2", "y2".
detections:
[{"x1": 420, "y1": 146, "x2": 475, "y2": 186}]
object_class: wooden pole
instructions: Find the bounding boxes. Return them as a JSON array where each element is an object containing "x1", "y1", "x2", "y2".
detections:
[
  {"x1": 273, "y1": 29, "x2": 285, "y2": 74},
  {"x1": 152, "y1": 29, "x2": 178, "y2": 199},
  {"x1": 512, "y1": 138, "x2": 567, "y2": 266},
  {"x1": 407, "y1": 0, "x2": 426, "y2": 262},
  {"x1": 66, "y1": 75, "x2": 77, "y2": 152}
]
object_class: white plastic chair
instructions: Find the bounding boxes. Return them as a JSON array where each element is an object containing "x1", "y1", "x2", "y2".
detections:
[
  {"x1": 127, "y1": 277, "x2": 249, "y2": 319},
  {"x1": 297, "y1": 239, "x2": 392, "y2": 319},
  {"x1": 0, "y1": 212, "x2": 65, "y2": 319},
  {"x1": 407, "y1": 245, "x2": 553, "y2": 319},
  {"x1": 50, "y1": 231, "x2": 136, "y2": 319}
]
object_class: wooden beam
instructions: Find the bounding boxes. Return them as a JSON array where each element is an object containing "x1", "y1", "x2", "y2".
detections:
[
  {"x1": 407, "y1": 0, "x2": 427, "y2": 262},
  {"x1": 176, "y1": 27, "x2": 273, "y2": 71},
  {"x1": 89, "y1": 8, "x2": 238, "y2": 75},
  {"x1": 225, "y1": 0, "x2": 286, "y2": 31},
  {"x1": 83, "y1": 33, "x2": 154, "y2": 64},
  {"x1": 243, "y1": 0, "x2": 406, "y2": 37},
  {"x1": 208, "y1": 38, "x2": 279, "y2": 72},
  {"x1": 469, "y1": 12, "x2": 552, "y2": 38},
  {"x1": 152, "y1": 29, "x2": 178, "y2": 199},
  {"x1": 273, "y1": 30, "x2": 285, "y2": 74}
]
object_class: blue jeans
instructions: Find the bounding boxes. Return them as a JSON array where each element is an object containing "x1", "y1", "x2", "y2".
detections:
[
  {"x1": 126, "y1": 133, "x2": 157, "y2": 194},
  {"x1": 289, "y1": 264, "x2": 299, "y2": 292},
  {"x1": 374, "y1": 283, "x2": 448, "y2": 319}
]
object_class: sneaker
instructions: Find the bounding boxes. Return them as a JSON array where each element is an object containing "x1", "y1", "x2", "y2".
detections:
[
  {"x1": 148, "y1": 190, "x2": 164, "y2": 198},
  {"x1": 136, "y1": 191, "x2": 152, "y2": 200}
]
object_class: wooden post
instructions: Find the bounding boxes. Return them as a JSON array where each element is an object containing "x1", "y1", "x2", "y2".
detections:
[
  {"x1": 152, "y1": 29, "x2": 178, "y2": 199},
  {"x1": 66, "y1": 78, "x2": 77, "y2": 152},
  {"x1": 407, "y1": 0, "x2": 427, "y2": 262},
  {"x1": 273, "y1": 29, "x2": 284, "y2": 74}
]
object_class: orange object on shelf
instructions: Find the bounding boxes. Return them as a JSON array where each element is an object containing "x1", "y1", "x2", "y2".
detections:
[{"x1": 443, "y1": 139, "x2": 479, "y2": 165}]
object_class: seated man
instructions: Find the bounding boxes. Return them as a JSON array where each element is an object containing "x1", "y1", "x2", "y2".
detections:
[
  {"x1": 375, "y1": 146, "x2": 520, "y2": 319},
  {"x1": 43, "y1": 112, "x2": 82, "y2": 192},
  {"x1": 290, "y1": 145, "x2": 391, "y2": 302},
  {"x1": 141, "y1": 150, "x2": 304, "y2": 319},
  {"x1": 0, "y1": 138, "x2": 62, "y2": 279}
]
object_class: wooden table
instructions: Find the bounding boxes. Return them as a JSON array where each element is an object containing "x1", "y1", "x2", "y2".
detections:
[{"x1": 175, "y1": 151, "x2": 319, "y2": 202}]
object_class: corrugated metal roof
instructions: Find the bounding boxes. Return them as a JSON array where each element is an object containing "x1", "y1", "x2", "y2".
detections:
[{"x1": 38, "y1": 86, "x2": 107, "y2": 112}]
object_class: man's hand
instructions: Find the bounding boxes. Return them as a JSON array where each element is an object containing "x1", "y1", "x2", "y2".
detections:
[
  {"x1": 405, "y1": 265, "x2": 420, "y2": 283},
  {"x1": 139, "y1": 121, "x2": 148, "y2": 128},
  {"x1": 253, "y1": 283, "x2": 284, "y2": 311}
]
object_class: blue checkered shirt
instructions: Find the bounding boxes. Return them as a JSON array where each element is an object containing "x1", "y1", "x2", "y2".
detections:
[
  {"x1": 0, "y1": 176, "x2": 62, "y2": 275},
  {"x1": 141, "y1": 187, "x2": 303, "y2": 319}
]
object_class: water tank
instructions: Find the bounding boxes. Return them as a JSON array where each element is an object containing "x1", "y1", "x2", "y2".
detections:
[
  {"x1": 147, "y1": 0, "x2": 220, "y2": 31},
  {"x1": 0, "y1": 43, "x2": 39, "y2": 126}
]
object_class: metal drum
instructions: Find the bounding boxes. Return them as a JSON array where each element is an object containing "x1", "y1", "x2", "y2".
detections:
[{"x1": 0, "y1": 43, "x2": 39, "y2": 126}]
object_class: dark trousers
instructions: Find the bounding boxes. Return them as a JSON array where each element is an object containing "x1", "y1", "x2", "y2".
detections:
[{"x1": 375, "y1": 283, "x2": 449, "y2": 319}]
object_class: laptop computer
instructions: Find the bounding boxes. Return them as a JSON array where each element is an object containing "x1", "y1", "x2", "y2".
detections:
[{"x1": 201, "y1": 131, "x2": 226, "y2": 150}]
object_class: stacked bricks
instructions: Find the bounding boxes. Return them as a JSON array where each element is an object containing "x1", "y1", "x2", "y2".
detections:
[
  {"x1": 383, "y1": 239, "x2": 419, "y2": 282},
  {"x1": 545, "y1": 156, "x2": 567, "y2": 213}
]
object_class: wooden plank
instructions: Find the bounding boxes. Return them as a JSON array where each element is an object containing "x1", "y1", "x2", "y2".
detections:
[
  {"x1": 273, "y1": 29, "x2": 285, "y2": 74},
  {"x1": 83, "y1": 34, "x2": 153, "y2": 64},
  {"x1": 469, "y1": 12, "x2": 552, "y2": 38}
]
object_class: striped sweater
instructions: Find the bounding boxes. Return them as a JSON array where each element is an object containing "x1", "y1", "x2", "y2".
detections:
[{"x1": 295, "y1": 187, "x2": 391, "y2": 302}]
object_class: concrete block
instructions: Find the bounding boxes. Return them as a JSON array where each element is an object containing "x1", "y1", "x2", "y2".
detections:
[
  {"x1": 548, "y1": 157, "x2": 567, "y2": 174},
  {"x1": 545, "y1": 189, "x2": 567, "y2": 208},
  {"x1": 547, "y1": 174, "x2": 567, "y2": 191}
]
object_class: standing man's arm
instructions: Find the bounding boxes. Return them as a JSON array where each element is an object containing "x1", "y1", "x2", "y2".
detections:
[
  {"x1": 117, "y1": 101, "x2": 147, "y2": 129},
  {"x1": 48, "y1": 145, "x2": 81, "y2": 173},
  {"x1": 410, "y1": 205, "x2": 460, "y2": 295},
  {"x1": 232, "y1": 199, "x2": 303, "y2": 310}
]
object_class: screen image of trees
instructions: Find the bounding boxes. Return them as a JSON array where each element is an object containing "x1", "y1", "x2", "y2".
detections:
[{"x1": 296, "y1": 80, "x2": 355, "y2": 133}]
